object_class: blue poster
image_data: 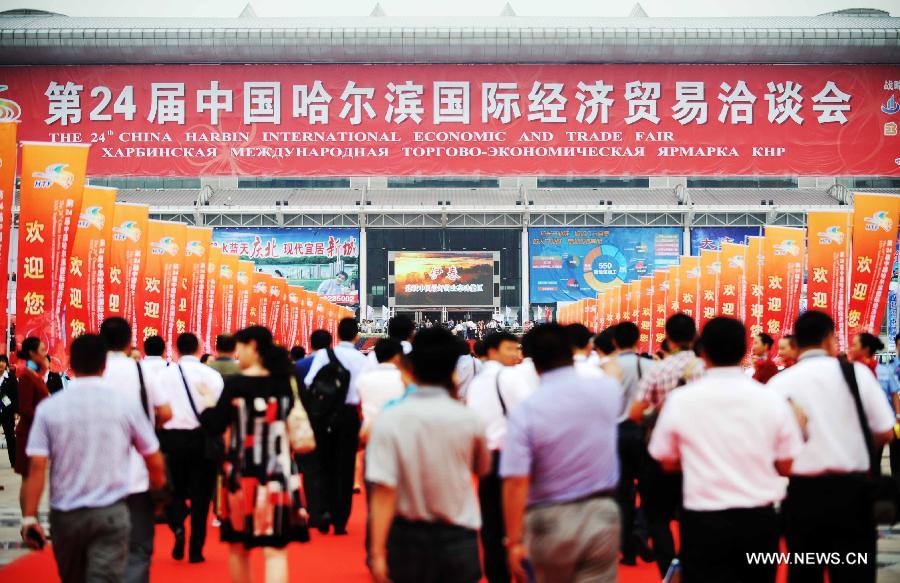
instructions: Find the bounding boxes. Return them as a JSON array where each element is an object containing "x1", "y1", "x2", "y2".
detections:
[
  {"x1": 888, "y1": 289, "x2": 898, "y2": 342},
  {"x1": 212, "y1": 227, "x2": 360, "y2": 306},
  {"x1": 529, "y1": 227, "x2": 682, "y2": 304},
  {"x1": 690, "y1": 227, "x2": 761, "y2": 255}
]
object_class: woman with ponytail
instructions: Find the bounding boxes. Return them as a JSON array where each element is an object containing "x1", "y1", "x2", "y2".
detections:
[{"x1": 199, "y1": 326, "x2": 309, "y2": 583}]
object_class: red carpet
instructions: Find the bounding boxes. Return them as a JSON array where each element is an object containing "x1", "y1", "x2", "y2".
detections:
[{"x1": 2, "y1": 493, "x2": 667, "y2": 582}]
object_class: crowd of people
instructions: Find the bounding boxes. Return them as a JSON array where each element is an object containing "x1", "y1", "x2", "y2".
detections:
[{"x1": 3, "y1": 307, "x2": 899, "y2": 583}]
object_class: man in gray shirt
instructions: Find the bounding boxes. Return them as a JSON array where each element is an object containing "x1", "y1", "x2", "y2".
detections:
[
  {"x1": 21, "y1": 334, "x2": 166, "y2": 582},
  {"x1": 367, "y1": 327, "x2": 492, "y2": 583}
]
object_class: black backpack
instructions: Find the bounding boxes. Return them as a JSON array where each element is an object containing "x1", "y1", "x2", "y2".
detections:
[{"x1": 304, "y1": 349, "x2": 351, "y2": 430}]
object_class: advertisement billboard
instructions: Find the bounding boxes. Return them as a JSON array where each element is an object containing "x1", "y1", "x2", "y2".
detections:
[
  {"x1": 529, "y1": 227, "x2": 682, "y2": 304},
  {"x1": 212, "y1": 228, "x2": 360, "y2": 307},
  {"x1": 392, "y1": 251, "x2": 496, "y2": 307},
  {"x1": 1, "y1": 65, "x2": 897, "y2": 176},
  {"x1": 690, "y1": 227, "x2": 761, "y2": 255}
]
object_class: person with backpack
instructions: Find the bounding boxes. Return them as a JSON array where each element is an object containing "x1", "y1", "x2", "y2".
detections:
[{"x1": 303, "y1": 318, "x2": 368, "y2": 535}]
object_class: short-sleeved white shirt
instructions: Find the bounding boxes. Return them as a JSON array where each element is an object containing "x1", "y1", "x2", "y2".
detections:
[
  {"x1": 767, "y1": 351, "x2": 895, "y2": 476},
  {"x1": 649, "y1": 367, "x2": 804, "y2": 511},
  {"x1": 103, "y1": 351, "x2": 170, "y2": 494}
]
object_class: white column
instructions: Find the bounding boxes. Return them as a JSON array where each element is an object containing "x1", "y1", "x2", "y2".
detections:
[
  {"x1": 521, "y1": 226, "x2": 529, "y2": 323},
  {"x1": 358, "y1": 225, "x2": 367, "y2": 322},
  {"x1": 683, "y1": 225, "x2": 691, "y2": 256}
]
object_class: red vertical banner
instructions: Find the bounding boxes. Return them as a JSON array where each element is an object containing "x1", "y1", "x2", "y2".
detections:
[
  {"x1": 179, "y1": 226, "x2": 212, "y2": 341},
  {"x1": 848, "y1": 192, "x2": 900, "y2": 338},
  {"x1": 763, "y1": 226, "x2": 805, "y2": 339},
  {"x1": 745, "y1": 236, "x2": 765, "y2": 338},
  {"x1": 596, "y1": 293, "x2": 606, "y2": 331},
  {"x1": 107, "y1": 203, "x2": 149, "y2": 326},
  {"x1": 217, "y1": 253, "x2": 240, "y2": 335},
  {"x1": 66, "y1": 185, "x2": 116, "y2": 342},
  {"x1": 234, "y1": 260, "x2": 254, "y2": 331},
  {"x1": 135, "y1": 220, "x2": 168, "y2": 348},
  {"x1": 653, "y1": 269, "x2": 669, "y2": 351},
  {"x1": 16, "y1": 142, "x2": 90, "y2": 366},
  {"x1": 268, "y1": 278, "x2": 286, "y2": 343},
  {"x1": 0, "y1": 123, "x2": 17, "y2": 354},
  {"x1": 667, "y1": 264, "x2": 681, "y2": 319},
  {"x1": 698, "y1": 249, "x2": 721, "y2": 328},
  {"x1": 160, "y1": 223, "x2": 187, "y2": 359},
  {"x1": 253, "y1": 271, "x2": 271, "y2": 328},
  {"x1": 286, "y1": 286, "x2": 303, "y2": 349},
  {"x1": 203, "y1": 247, "x2": 223, "y2": 352},
  {"x1": 720, "y1": 242, "x2": 747, "y2": 324},
  {"x1": 639, "y1": 276, "x2": 653, "y2": 353},
  {"x1": 678, "y1": 256, "x2": 701, "y2": 320},
  {"x1": 807, "y1": 211, "x2": 853, "y2": 351},
  {"x1": 303, "y1": 289, "x2": 317, "y2": 347}
]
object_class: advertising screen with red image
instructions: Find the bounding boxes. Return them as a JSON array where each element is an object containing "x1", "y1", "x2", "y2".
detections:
[{"x1": 392, "y1": 251, "x2": 496, "y2": 307}]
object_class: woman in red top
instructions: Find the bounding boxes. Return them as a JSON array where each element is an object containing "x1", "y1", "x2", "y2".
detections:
[
  {"x1": 13, "y1": 338, "x2": 51, "y2": 497},
  {"x1": 849, "y1": 332, "x2": 884, "y2": 375}
]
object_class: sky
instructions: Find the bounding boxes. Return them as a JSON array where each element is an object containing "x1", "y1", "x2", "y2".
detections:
[{"x1": 0, "y1": 0, "x2": 896, "y2": 18}]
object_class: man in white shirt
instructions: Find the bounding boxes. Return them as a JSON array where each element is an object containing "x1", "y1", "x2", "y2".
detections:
[
  {"x1": 565, "y1": 323, "x2": 595, "y2": 370},
  {"x1": 768, "y1": 311, "x2": 895, "y2": 583},
  {"x1": 156, "y1": 332, "x2": 224, "y2": 563},
  {"x1": 357, "y1": 338, "x2": 406, "y2": 442},
  {"x1": 99, "y1": 317, "x2": 172, "y2": 583},
  {"x1": 141, "y1": 335, "x2": 169, "y2": 377},
  {"x1": 466, "y1": 331, "x2": 531, "y2": 583},
  {"x1": 362, "y1": 315, "x2": 414, "y2": 374},
  {"x1": 304, "y1": 318, "x2": 368, "y2": 535},
  {"x1": 650, "y1": 317, "x2": 803, "y2": 582}
]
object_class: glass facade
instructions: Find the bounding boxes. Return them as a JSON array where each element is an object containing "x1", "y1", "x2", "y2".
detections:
[
  {"x1": 88, "y1": 176, "x2": 201, "y2": 188},
  {"x1": 687, "y1": 176, "x2": 798, "y2": 188},
  {"x1": 537, "y1": 176, "x2": 649, "y2": 188},
  {"x1": 387, "y1": 177, "x2": 499, "y2": 188},
  {"x1": 237, "y1": 177, "x2": 351, "y2": 188}
]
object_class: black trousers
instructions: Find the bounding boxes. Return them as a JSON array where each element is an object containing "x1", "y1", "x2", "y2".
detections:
[
  {"x1": 387, "y1": 518, "x2": 482, "y2": 583},
  {"x1": 640, "y1": 452, "x2": 681, "y2": 577},
  {"x1": 616, "y1": 420, "x2": 645, "y2": 560},
  {"x1": 0, "y1": 413, "x2": 15, "y2": 467},
  {"x1": 681, "y1": 505, "x2": 779, "y2": 583},
  {"x1": 160, "y1": 429, "x2": 216, "y2": 558},
  {"x1": 478, "y1": 451, "x2": 510, "y2": 583},
  {"x1": 783, "y1": 474, "x2": 877, "y2": 583},
  {"x1": 306, "y1": 405, "x2": 361, "y2": 531},
  {"x1": 890, "y1": 439, "x2": 900, "y2": 481}
]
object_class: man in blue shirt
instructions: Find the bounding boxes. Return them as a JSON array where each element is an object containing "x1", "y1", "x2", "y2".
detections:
[
  {"x1": 500, "y1": 323, "x2": 621, "y2": 583},
  {"x1": 295, "y1": 329, "x2": 332, "y2": 384}
]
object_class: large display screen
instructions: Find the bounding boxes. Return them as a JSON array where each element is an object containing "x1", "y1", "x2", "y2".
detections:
[
  {"x1": 393, "y1": 251, "x2": 495, "y2": 307},
  {"x1": 529, "y1": 227, "x2": 682, "y2": 303},
  {"x1": 212, "y1": 227, "x2": 360, "y2": 306},
  {"x1": 689, "y1": 227, "x2": 761, "y2": 255}
]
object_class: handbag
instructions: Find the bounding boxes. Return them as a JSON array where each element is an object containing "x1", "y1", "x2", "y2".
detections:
[
  {"x1": 839, "y1": 357, "x2": 899, "y2": 525},
  {"x1": 177, "y1": 365, "x2": 225, "y2": 463},
  {"x1": 287, "y1": 376, "x2": 316, "y2": 454}
]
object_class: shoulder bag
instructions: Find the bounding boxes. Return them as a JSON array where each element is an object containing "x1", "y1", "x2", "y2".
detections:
[
  {"x1": 287, "y1": 375, "x2": 316, "y2": 454},
  {"x1": 177, "y1": 365, "x2": 225, "y2": 463},
  {"x1": 840, "y1": 357, "x2": 899, "y2": 525}
]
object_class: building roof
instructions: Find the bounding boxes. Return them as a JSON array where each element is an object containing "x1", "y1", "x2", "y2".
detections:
[{"x1": 1, "y1": 13, "x2": 897, "y2": 64}]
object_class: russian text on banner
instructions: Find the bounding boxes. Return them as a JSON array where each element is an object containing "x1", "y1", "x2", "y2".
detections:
[
  {"x1": 16, "y1": 141, "x2": 90, "y2": 367},
  {"x1": 0, "y1": 122, "x2": 17, "y2": 354},
  {"x1": 848, "y1": 192, "x2": 900, "y2": 337},
  {"x1": 807, "y1": 211, "x2": 853, "y2": 352}
]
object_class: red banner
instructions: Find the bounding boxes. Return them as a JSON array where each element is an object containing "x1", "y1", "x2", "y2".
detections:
[
  {"x1": 217, "y1": 253, "x2": 240, "y2": 336},
  {"x1": 160, "y1": 224, "x2": 186, "y2": 359},
  {"x1": 848, "y1": 192, "x2": 900, "y2": 336},
  {"x1": 745, "y1": 236, "x2": 765, "y2": 338},
  {"x1": 720, "y1": 242, "x2": 747, "y2": 324},
  {"x1": 106, "y1": 203, "x2": 149, "y2": 326},
  {"x1": 16, "y1": 142, "x2": 89, "y2": 367},
  {"x1": 807, "y1": 211, "x2": 853, "y2": 351},
  {"x1": 762, "y1": 227, "x2": 805, "y2": 340},
  {"x1": 698, "y1": 249, "x2": 721, "y2": 328},
  {"x1": 234, "y1": 260, "x2": 254, "y2": 331},
  {"x1": 2, "y1": 65, "x2": 898, "y2": 176},
  {"x1": 678, "y1": 256, "x2": 701, "y2": 320},
  {"x1": 66, "y1": 185, "x2": 115, "y2": 340},
  {"x1": 178, "y1": 226, "x2": 213, "y2": 341},
  {"x1": 268, "y1": 278, "x2": 286, "y2": 344},
  {"x1": 252, "y1": 271, "x2": 271, "y2": 329},
  {"x1": 0, "y1": 122, "x2": 16, "y2": 353}
]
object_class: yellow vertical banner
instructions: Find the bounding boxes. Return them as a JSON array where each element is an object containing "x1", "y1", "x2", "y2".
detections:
[{"x1": 16, "y1": 141, "x2": 90, "y2": 367}]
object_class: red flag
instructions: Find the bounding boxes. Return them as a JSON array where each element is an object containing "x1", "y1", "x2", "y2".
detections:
[{"x1": 0, "y1": 123, "x2": 17, "y2": 354}]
